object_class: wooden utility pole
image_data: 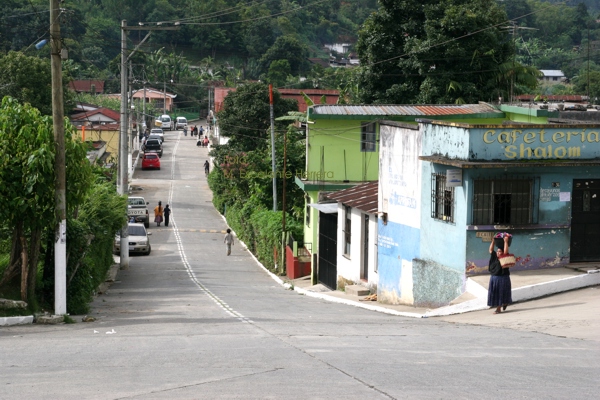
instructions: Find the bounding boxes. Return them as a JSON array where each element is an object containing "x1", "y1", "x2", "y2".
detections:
[{"x1": 50, "y1": 0, "x2": 67, "y2": 315}]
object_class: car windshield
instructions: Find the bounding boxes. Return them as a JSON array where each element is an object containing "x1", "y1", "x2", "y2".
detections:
[
  {"x1": 161, "y1": 117, "x2": 170, "y2": 122},
  {"x1": 128, "y1": 225, "x2": 146, "y2": 236},
  {"x1": 145, "y1": 154, "x2": 157, "y2": 159},
  {"x1": 128, "y1": 198, "x2": 145, "y2": 206},
  {"x1": 146, "y1": 140, "x2": 160, "y2": 145}
]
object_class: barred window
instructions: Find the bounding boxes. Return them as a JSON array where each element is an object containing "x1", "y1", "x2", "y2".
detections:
[
  {"x1": 431, "y1": 174, "x2": 454, "y2": 223},
  {"x1": 344, "y1": 206, "x2": 351, "y2": 256},
  {"x1": 361, "y1": 122, "x2": 376, "y2": 152},
  {"x1": 473, "y1": 178, "x2": 535, "y2": 225}
]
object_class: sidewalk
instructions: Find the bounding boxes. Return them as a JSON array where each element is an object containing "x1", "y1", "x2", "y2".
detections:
[{"x1": 282, "y1": 265, "x2": 600, "y2": 319}]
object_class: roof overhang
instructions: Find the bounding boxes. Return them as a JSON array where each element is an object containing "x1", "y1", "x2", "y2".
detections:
[
  {"x1": 308, "y1": 203, "x2": 338, "y2": 213},
  {"x1": 419, "y1": 155, "x2": 600, "y2": 168},
  {"x1": 294, "y1": 176, "x2": 357, "y2": 191}
]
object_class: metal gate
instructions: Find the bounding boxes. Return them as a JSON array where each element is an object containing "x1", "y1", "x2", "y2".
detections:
[
  {"x1": 318, "y1": 211, "x2": 338, "y2": 289},
  {"x1": 570, "y1": 179, "x2": 600, "y2": 262}
]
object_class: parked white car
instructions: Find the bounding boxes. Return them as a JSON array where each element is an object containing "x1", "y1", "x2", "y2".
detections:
[
  {"x1": 114, "y1": 223, "x2": 152, "y2": 255},
  {"x1": 150, "y1": 128, "x2": 165, "y2": 142}
]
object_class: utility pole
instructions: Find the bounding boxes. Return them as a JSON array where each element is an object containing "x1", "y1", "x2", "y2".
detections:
[
  {"x1": 50, "y1": 0, "x2": 67, "y2": 315},
  {"x1": 269, "y1": 84, "x2": 277, "y2": 211},
  {"x1": 119, "y1": 20, "x2": 130, "y2": 268}
]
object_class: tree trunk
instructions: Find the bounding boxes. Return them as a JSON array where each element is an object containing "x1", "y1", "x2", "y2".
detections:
[
  {"x1": 27, "y1": 227, "x2": 42, "y2": 304},
  {"x1": 20, "y1": 235, "x2": 29, "y2": 301},
  {"x1": 0, "y1": 224, "x2": 23, "y2": 287}
]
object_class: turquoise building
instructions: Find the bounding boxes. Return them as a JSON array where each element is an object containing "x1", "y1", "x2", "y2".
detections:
[{"x1": 378, "y1": 111, "x2": 600, "y2": 307}]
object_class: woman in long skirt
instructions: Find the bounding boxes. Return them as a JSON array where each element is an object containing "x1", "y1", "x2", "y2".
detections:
[{"x1": 487, "y1": 234, "x2": 512, "y2": 314}]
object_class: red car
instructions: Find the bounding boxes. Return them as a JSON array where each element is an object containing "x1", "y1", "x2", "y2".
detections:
[{"x1": 141, "y1": 152, "x2": 161, "y2": 170}]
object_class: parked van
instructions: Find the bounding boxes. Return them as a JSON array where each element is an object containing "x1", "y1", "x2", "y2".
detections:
[
  {"x1": 175, "y1": 116, "x2": 187, "y2": 130},
  {"x1": 155, "y1": 114, "x2": 172, "y2": 130}
]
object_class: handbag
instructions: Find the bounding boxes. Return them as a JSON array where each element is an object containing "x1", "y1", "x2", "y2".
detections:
[{"x1": 498, "y1": 253, "x2": 516, "y2": 268}]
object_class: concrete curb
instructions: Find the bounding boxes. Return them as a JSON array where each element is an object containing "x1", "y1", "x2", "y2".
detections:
[
  {"x1": 426, "y1": 270, "x2": 600, "y2": 317},
  {"x1": 0, "y1": 315, "x2": 34, "y2": 326}
]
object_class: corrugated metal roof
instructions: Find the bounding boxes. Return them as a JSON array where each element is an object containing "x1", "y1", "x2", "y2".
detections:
[
  {"x1": 326, "y1": 181, "x2": 378, "y2": 214},
  {"x1": 310, "y1": 103, "x2": 501, "y2": 116}
]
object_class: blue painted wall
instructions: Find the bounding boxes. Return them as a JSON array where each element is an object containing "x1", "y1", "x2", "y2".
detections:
[
  {"x1": 463, "y1": 166, "x2": 600, "y2": 275},
  {"x1": 377, "y1": 220, "x2": 420, "y2": 303}
]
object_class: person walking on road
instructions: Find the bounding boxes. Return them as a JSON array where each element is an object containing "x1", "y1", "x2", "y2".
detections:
[
  {"x1": 164, "y1": 204, "x2": 171, "y2": 227},
  {"x1": 204, "y1": 160, "x2": 210, "y2": 176},
  {"x1": 487, "y1": 233, "x2": 512, "y2": 314},
  {"x1": 224, "y1": 228, "x2": 234, "y2": 256},
  {"x1": 154, "y1": 201, "x2": 164, "y2": 227}
]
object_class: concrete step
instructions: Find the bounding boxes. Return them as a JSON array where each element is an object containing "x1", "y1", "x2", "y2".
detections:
[
  {"x1": 449, "y1": 291, "x2": 477, "y2": 305},
  {"x1": 345, "y1": 285, "x2": 370, "y2": 296}
]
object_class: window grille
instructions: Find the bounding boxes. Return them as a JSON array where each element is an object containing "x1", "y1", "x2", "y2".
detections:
[
  {"x1": 472, "y1": 177, "x2": 537, "y2": 225},
  {"x1": 431, "y1": 173, "x2": 454, "y2": 223},
  {"x1": 361, "y1": 122, "x2": 376, "y2": 152},
  {"x1": 344, "y1": 205, "x2": 352, "y2": 256}
]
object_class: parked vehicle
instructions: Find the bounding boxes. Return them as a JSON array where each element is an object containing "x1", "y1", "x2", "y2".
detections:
[
  {"x1": 155, "y1": 114, "x2": 172, "y2": 130},
  {"x1": 175, "y1": 117, "x2": 187, "y2": 130},
  {"x1": 150, "y1": 128, "x2": 165, "y2": 142},
  {"x1": 142, "y1": 139, "x2": 163, "y2": 157},
  {"x1": 141, "y1": 152, "x2": 161, "y2": 170},
  {"x1": 147, "y1": 133, "x2": 163, "y2": 144},
  {"x1": 127, "y1": 197, "x2": 150, "y2": 228},
  {"x1": 114, "y1": 223, "x2": 152, "y2": 255}
]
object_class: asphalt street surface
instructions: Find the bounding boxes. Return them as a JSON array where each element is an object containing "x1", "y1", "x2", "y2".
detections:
[{"x1": 1, "y1": 128, "x2": 599, "y2": 399}]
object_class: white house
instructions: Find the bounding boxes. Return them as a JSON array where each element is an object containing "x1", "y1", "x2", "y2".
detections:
[
  {"x1": 327, "y1": 182, "x2": 379, "y2": 290},
  {"x1": 539, "y1": 70, "x2": 566, "y2": 84}
]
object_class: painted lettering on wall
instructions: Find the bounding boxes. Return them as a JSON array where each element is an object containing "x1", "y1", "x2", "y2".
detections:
[
  {"x1": 378, "y1": 234, "x2": 399, "y2": 249},
  {"x1": 482, "y1": 129, "x2": 599, "y2": 159},
  {"x1": 390, "y1": 191, "x2": 417, "y2": 208},
  {"x1": 540, "y1": 188, "x2": 560, "y2": 202}
]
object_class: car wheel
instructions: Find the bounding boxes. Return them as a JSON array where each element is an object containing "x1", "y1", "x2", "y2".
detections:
[
  {"x1": 158, "y1": 167, "x2": 161, "y2": 170},
  {"x1": 144, "y1": 221, "x2": 149, "y2": 228},
  {"x1": 145, "y1": 246, "x2": 151, "y2": 255}
]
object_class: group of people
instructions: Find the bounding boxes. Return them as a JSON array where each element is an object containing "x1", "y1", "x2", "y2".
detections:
[
  {"x1": 152, "y1": 201, "x2": 171, "y2": 227},
  {"x1": 151, "y1": 200, "x2": 235, "y2": 256}
]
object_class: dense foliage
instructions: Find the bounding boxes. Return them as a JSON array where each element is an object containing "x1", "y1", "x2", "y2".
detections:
[{"x1": 0, "y1": 96, "x2": 125, "y2": 313}]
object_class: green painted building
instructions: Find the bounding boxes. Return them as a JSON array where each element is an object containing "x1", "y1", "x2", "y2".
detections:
[{"x1": 298, "y1": 104, "x2": 513, "y2": 269}]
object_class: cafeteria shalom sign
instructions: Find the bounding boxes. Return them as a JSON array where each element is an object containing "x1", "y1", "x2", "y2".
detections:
[{"x1": 480, "y1": 128, "x2": 600, "y2": 160}]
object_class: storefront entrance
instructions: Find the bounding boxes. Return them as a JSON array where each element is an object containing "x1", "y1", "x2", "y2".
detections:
[{"x1": 570, "y1": 179, "x2": 600, "y2": 262}]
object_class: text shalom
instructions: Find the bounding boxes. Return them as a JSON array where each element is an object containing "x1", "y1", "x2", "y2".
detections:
[{"x1": 483, "y1": 129, "x2": 598, "y2": 159}]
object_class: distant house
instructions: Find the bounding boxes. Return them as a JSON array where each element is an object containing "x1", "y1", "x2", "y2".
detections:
[
  {"x1": 104, "y1": 88, "x2": 177, "y2": 112},
  {"x1": 70, "y1": 107, "x2": 120, "y2": 127},
  {"x1": 213, "y1": 87, "x2": 340, "y2": 113},
  {"x1": 539, "y1": 70, "x2": 566, "y2": 84},
  {"x1": 69, "y1": 80, "x2": 105, "y2": 94}
]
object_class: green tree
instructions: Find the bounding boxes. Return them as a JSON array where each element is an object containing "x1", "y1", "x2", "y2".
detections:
[
  {"x1": 267, "y1": 59, "x2": 291, "y2": 87},
  {"x1": 0, "y1": 51, "x2": 55, "y2": 115},
  {"x1": 356, "y1": 0, "x2": 513, "y2": 104},
  {"x1": 216, "y1": 82, "x2": 297, "y2": 151},
  {"x1": 0, "y1": 97, "x2": 92, "y2": 303},
  {"x1": 260, "y1": 36, "x2": 310, "y2": 76}
]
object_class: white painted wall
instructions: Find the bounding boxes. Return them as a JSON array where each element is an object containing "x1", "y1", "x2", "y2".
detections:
[{"x1": 336, "y1": 204, "x2": 378, "y2": 289}]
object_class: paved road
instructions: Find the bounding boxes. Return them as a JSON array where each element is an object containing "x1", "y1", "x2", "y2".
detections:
[{"x1": 1, "y1": 129, "x2": 599, "y2": 399}]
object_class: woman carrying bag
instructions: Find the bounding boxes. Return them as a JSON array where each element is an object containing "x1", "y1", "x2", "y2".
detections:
[{"x1": 487, "y1": 232, "x2": 513, "y2": 314}]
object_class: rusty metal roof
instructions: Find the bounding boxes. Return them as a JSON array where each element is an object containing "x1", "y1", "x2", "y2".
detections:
[
  {"x1": 326, "y1": 181, "x2": 378, "y2": 214},
  {"x1": 310, "y1": 103, "x2": 501, "y2": 117}
]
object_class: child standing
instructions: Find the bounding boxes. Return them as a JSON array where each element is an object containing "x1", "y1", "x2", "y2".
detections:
[{"x1": 224, "y1": 228, "x2": 234, "y2": 256}]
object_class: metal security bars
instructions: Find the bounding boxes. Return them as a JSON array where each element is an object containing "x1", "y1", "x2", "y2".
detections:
[
  {"x1": 431, "y1": 173, "x2": 455, "y2": 223},
  {"x1": 472, "y1": 177, "x2": 537, "y2": 225},
  {"x1": 361, "y1": 122, "x2": 376, "y2": 152}
]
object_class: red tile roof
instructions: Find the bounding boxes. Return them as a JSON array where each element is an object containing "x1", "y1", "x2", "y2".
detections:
[
  {"x1": 69, "y1": 80, "x2": 105, "y2": 93},
  {"x1": 326, "y1": 181, "x2": 379, "y2": 214}
]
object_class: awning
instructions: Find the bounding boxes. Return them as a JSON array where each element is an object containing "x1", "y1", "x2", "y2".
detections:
[{"x1": 308, "y1": 203, "x2": 338, "y2": 214}]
